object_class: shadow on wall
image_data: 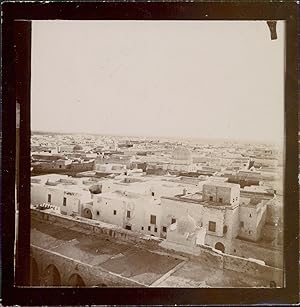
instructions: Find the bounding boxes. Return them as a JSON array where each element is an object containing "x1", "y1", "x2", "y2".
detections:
[
  {"x1": 43, "y1": 264, "x2": 61, "y2": 286},
  {"x1": 68, "y1": 273, "x2": 85, "y2": 287},
  {"x1": 30, "y1": 256, "x2": 39, "y2": 286},
  {"x1": 215, "y1": 242, "x2": 225, "y2": 253},
  {"x1": 30, "y1": 257, "x2": 87, "y2": 287}
]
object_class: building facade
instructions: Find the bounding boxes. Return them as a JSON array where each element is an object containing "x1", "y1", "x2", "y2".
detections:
[{"x1": 31, "y1": 174, "x2": 272, "y2": 254}]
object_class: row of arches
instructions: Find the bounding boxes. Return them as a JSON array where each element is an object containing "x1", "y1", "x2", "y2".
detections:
[
  {"x1": 30, "y1": 257, "x2": 109, "y2": 287},
  {"x1": 30, "y1": 258, "x2": 85, "y2": 287}
]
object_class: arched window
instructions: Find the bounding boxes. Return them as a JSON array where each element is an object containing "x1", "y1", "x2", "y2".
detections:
[
  {"x1": 215, "y1": 242, "x2": 225, "y2": 253},
  {"x1": 82, "y1": 208, "x2": 92, "y2": 219}
]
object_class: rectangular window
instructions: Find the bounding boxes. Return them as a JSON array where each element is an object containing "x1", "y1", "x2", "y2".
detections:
[
  {"x1": 240, "y1": 221, "x2": 244, "y2": 228},
  {"x1": 63, "y1": 197, "x2": 66, "y2": 206},
  {"x1": 113, "y1": 210, "x2": 116, "y2": 215},
  {"x1": 171, "y1": 218, "x2": 176, "y2": 224},
  {"x1": 148, "y1": 226, "x2": 151, "y2": 231},
  {"x1": 209, "y1": 196, "x2": 213, "y2": 201},
  {"x1": 162, "y1": 226, "x2": 167, "y2": 232},
  {"x1": 219, "y1": 198, "x2": 223, "y2": 203},
  {"x1": 141, "y1": 226, "x2": 144, "y2": 230},
  {"x1": 125, "y1": 225, "x2": 131, "y2": 230},
  {"x1": 152, "y1": 192, "x2": 155, "y2": 196},
  {"x1": 208, "y1": 221, "x2": 216, "y2": 232},
  {"x1": 223, "y1": 225, "x2": 228, "y2": 234},
  {"x1": 97, "y1": 211, "x2": 100, "y2": 216},
  {"x1": 48, "y1": 194, "x2": 51, "y2": 203},
  {"x1": 127, "y1": 210, "x2": 131, "y2": 218},
  {"x1": 150, "y1": 214, "x2": 156, "y2": 225},
  {"x1": 154, "y1": 227, "x2": 157, "y2": 232}
]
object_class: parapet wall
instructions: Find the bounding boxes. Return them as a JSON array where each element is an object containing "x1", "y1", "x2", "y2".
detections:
[
  {"x1": 31, "y1": 208, "x2": 151, "y2": 245},
  {"x1": 197, "y1": 244, "x2": 283, "y2": 286},
  {"x1": 223, "y1": 253, "x2": 283, "y2": 286},
  {"x1": 31, "y1": 244, "x2": 144, "y2": 287},
  {"x1": 232, "y1": 238, "x2": 283, "y2": 268},
  {"x1": 197, "y1": 244, "x2": 224, "y2": 269},
  {"x1": 31, "y1": 209, "x2": 284, "y2": 287}
]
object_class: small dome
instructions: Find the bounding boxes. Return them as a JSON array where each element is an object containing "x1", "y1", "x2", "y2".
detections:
[
  {"x1": 73, "y1": 144, "x2": 83, "y2": 151},
  {"x1": 172, "y1": 147, "x2": 192, "y2": 161},
  {"x1": 89, "y1": 184, "x2": 102, "y2": 194},
  {"x1": 177, "y1": 215, "x2": 197, "y2": 235}
]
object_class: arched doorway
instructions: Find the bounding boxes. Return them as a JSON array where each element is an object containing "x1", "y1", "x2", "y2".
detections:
[
  {"x1": 215, "y1": 242, "x2": 225, "y2": 253},
  {"x1": 82, "y1": 208, "x2": 92, "y2": 219},
  {"x1": 68, "y1": 273, "x2": 85, "y2": 287},
  {"x1": 30, "y1": 257, "x2": 39, "y2": 286},
  {"x1": 43, "y1": 264, "x2": 61, "y2": 286}
]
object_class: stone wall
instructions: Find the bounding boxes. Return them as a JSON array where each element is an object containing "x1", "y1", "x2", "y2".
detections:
[
  {"x1": 261, "y1": 223, "x2": 278, "y2": 241},
  {"x1": 31, "y1": 209, "x2": 151, "y2": 245},
  {"x1": 223, "y1": 253, "x2": 283, "y2": 286},
  {"x1": 31, "y1": 245, "x2": 144, "y2": 287},
  {"x1": 231, "y1": 238, "x2": 283, "y2": 268},
  {"x1": 197, "y1": 245, "x2": 224, "y2": 269},
  {"x1": 196, "y1": 244, "x2": 283, "y2": 286},
  {"x1": 31, "y1": 209, "x2": 284, "y2": 286}
]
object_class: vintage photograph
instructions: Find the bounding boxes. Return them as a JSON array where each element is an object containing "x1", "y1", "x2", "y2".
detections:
[{"x1": 28, "y1": 20, "x2": 285, "y2": 288}]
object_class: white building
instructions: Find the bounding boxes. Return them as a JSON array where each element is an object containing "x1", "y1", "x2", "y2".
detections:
[
  {"x1": 161, "y1": 182, "x2": 268, "y2": 253},
  {"x1": 31, "y1": 174, "x2": 271, "y2": 254},
  {"x1": 31, "y1": 174, "x2": 92, "y2": 217}
]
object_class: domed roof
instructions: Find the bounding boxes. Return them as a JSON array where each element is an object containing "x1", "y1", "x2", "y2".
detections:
[
  {"x1": 172, "y1": 147, "x2": 192, "y2": 161},
  {"x1": 73, "y1": 144, "x2": 83, "y2": 151},
  {"x1": 177, "y1": 215, "x2": 197, "y2": 235},
  {"x1": 89, "y1": 184, "x2": 102, "y2": 194}
]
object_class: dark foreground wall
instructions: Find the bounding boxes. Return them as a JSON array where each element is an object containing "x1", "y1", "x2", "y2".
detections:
[
  {"x1": 31, "y1": 209, "x2": 284, "y2": 287},
  {"x1": 196, "y1": 245, "x2": 283, "y2": 287},
  {"x1": 30, "y1": 245, "x2": 144, "y2": 287}
]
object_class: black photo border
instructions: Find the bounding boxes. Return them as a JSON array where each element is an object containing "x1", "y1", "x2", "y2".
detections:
[{"x1": 1, "y1": 1, "x2": 299, "y2": 305}]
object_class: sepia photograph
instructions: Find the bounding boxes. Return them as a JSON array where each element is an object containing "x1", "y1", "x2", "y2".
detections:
[{"x1": 27, "y1": 19, "x2": 286, "y2": 288}]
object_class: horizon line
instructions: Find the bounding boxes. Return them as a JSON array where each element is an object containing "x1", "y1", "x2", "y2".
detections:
[{"x1": 31, "y1": 129, "x2": 281, "y2": 145}]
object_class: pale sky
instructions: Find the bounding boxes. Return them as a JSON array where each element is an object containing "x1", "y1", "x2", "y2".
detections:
[{"x1": 31, "y1": 20, "x2": 285, "y2": 143}]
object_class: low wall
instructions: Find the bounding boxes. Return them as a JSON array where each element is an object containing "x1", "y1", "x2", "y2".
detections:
[
  {"x1": 31, "y1": 245, "x2": 144, "y2": 287},
  {"x1": 223, "y1": 253, "x2": 283, "y2": 286},
  {"x1": 232, "y1": 238, "x2": 283, "y2": 268},
  {"x1": 196, "y1": 245, "x2": 283, "y2": 286},
  {"x1": 31, "y1": 208, "x2": 152, "y2": 245},
  {"x1": 197, "y1": 245, "x2": 224, "y2": 269},
  {"x1": 31, "y1": 209, "x2": 284, "y2": 286}
]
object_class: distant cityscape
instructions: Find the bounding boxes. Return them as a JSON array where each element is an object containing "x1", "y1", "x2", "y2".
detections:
[
  {"x1": 29, "y1": 131, "x2": 284, "y2": 288},
  {"x1": 26, "y1": 19, "x2": 286, "y2": 289}
]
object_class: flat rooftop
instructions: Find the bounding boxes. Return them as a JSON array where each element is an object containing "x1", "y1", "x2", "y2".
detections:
[
  {"x1": 31, "y1": 213, "x2": 271, "y2": 287},
  {"x1": 203, "y1": 182, "x2": 240, "y2": 188}
]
